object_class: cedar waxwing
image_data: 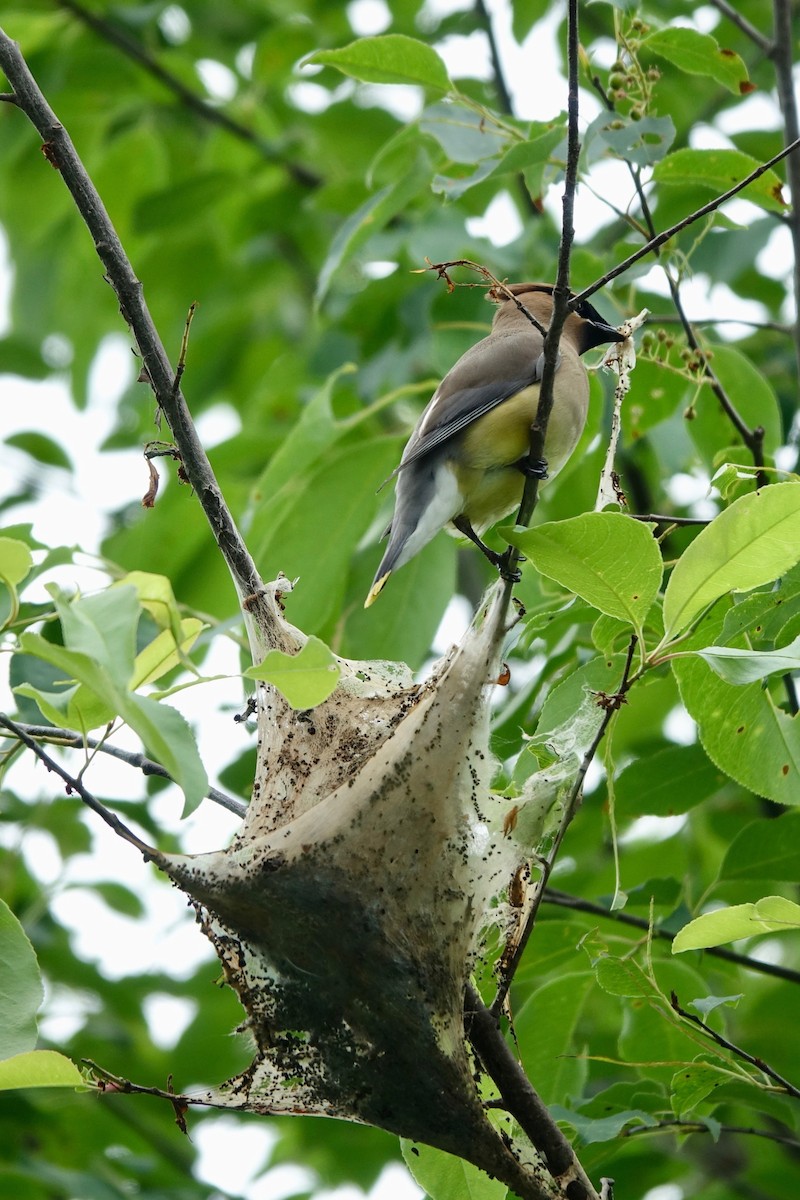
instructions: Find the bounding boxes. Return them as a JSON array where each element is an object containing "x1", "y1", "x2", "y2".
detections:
[{"x1": 365, "y1": 283, "x2": 624, "y2": 607}]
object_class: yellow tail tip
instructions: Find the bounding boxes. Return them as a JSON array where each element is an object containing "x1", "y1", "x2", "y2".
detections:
[{"x1": 364, "y1": 572, "x2": 390, "y2": 608}]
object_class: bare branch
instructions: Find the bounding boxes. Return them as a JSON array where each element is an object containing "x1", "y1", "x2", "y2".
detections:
[
  {"x1": 771, "y1": 0, "x2": 800, "y2": 399},
  {"x1": 625, "y1": 1119, "x2": 800, "y2": 1150},
  {"x1": 670, "y1": 992, "x2": 800, "y2": 1099},
  {"x1": 0, "y1": 722, "x2": 247, "y2": 818},
  {"x1": 0, "y1": 28, "x2": 263, "y2": 607},
  {"x1": 0, "y1": 713, "x2": 159, "y2": 861},
  {"x1": 543, "y1": 888, "x2": 800, "y2": 987},
  {"x1": 465, "y1": 984, "x2": 601, "y2": 1200},
  {"x1": 572, "y1": 136, "x2": 800, "y2": 306},
  {"x1": 708, "y1": 0, "x2": 773, "y2": 52},
  {"x1": 499, "y1": 0, "x2": 582, "y2": 590}
]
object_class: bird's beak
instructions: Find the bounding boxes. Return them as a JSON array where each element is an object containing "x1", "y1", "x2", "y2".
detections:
[{"x1": 583, "y1": 319, "x2": 628, "y2": 351}]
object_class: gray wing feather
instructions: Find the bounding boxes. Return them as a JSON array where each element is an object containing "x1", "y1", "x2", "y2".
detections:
[{"x1": 392, "y1": 332, "x2": 547, "y2": 477}]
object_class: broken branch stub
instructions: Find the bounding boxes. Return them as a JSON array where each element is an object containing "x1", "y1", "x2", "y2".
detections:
[{"x1": 149, "y1": 580, "x2": 555, "y2": 1195}]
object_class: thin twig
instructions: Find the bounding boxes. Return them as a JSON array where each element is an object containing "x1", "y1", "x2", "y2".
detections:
[
  {"x1": 0, "y1": 722, "x2": 246, "y2": 817},
  {"x1": 631, "y1": 513, "x2": 711, "y2": 527},
  {"x1": 624, "y1": 1119, "x2": 800, "y2": 1150},
  {"x1": 0, "y1": 28, "x2": 263, "y2": 606},
  {"x1": 492, "y1": 634, "x2": 639, "y2": 1015},
  {"x1": 591, "y1": 74, "x2": 768, "y2": 484},
  {"x1": 542, "y1": 888, "x2": 800, "y2": 987},
  {"x1": 498, "y1": 0, "x2": 582, "y2": 589},
  {"x1": 56, "y1": 0, "x2": 320, "y2": 189},
  {"x1": 770, "y1": 0, "x2": 800, "y2": 399},
  {"x1": 670, "y1": 992, "x2": 800, "y2": 1100},
  {"x1": 0, "y1": 713, "x2": 160, "y2": 861},
  {"x1": 708, "y1": 0, "x2": 773, "y2": 52},
  {"x1": 572, "y1": 136, "x2": 800, "y2": 307}
]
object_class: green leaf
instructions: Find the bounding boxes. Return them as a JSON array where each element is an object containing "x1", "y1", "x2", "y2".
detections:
[
  {"x1": 615, "y1": 743, "x2": 727, "y2": 818},
  {"x1": 18, "y1": 629, "x2": 208, "y2": 814},
  {"x1": 0, "y1": 1049, "x2": 84, "y2": 1091},
  {"x1": 400, "y1": 1140, "x2": 506, "y2": 1200},
  {"x1": 688, "y1": 994, "x2": 742, "y2": 1018},
  {"x1": 419, "y1": 102, "x2": 509, "y2": 163},
  {"x1": 0, "y1": 899, "x2": 43, "y2": 1060},
  {"x1": 594, "y1": 956, "x2": 657, "y2": 999},
  {"x1": 306, "y1": 35, "x2": 451, "y2": 90},
  {"x1": 653, "y1": 148, "x2": 787, "y2": 213},
  {"x1": 549, "y1": 1104, "x2": 657, "y2": 1144},
  {"x1": 515, "y1": 972, "x2": 595, "y2": 1104},
  {"x1": 670, "y1": 1060, "x2": 733, "y2": 1116},
  {"x1": 673, "y1": 628, "x2": 800, "y2": 806},
  {"x1": 88, "y1": 882, "x2": 146, "y2": 918},
  {"x1": 124, "y1": 693, "x2": 208, "y2": 818},
  {"x1": 673, "y1": 896, "x2": 800, "y2": 952},
  {"x1": 130, "y1": 618, "x2": 204, "y2": 689},
  {"x1": 251, "y1": 438, "x2": 400, "y2": 634},
  {"x1": 663, "y1": 485, "x2": 800, "y2": 639},
  {"x1": 6, "y1": 431, "x2": 72, "y2": 468},
  {"x1": 694, "y1": 635, "x2": 800, "y2": 684},
  {"x1": 508, "y1": 512, "x2": 662, "y2": 632},
  {"x1": 486, "y1": 123, "x2": 565, "y2": 177},
  {"x1": 643, "y1": 28, "x2": 752, "y2": 95},
  {"x1": 247, "y1": 635, "x2": 341, "y2": 710},
  {"x1": 0, "y1": 536, "x2": 33, "y2": 588},
  {"x1": 51, "y1": 585, "x2": 139, "y2": 681},
  {"x1": 721, "y1": 815, "x2": 800, "y2": 881},
  {"x1": 314, "y1": 164, "x2": 429, "y2": 302},
  {"x1": 590, "y1": 113, "x2": 676, "y2": 168}
]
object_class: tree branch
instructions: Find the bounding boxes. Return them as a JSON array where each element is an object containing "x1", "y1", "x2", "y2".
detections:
[
  {"x1": 465, "y1": 984, "x2": 601, "y2": 1200},
  {"x1": 572, "y1": 136, "x2": 800, "y2": 306},
  {"x1": 589, "y1": 74, "x2": 768, "y2": 486},
  {"x1": 56, "y1": 0, "x2": 320, "y2": 189},
  {"x1": 670, "y1": 992, "x2": 800, "y2": 1100},
  {"x1": 499, "y1": 0, "x2": 582, "y2": 589},
  {"x1": 770, "y1": 0, "x2": 800, "y2": 404},
  {"x1": 0, "y1": 713, "x2": 159, "y2": 861},
  {"x1": 708, "y1": 0, "x2": 773, "y2": 52},
  {"x1": 624, "y1": 1119, "x2": 800, "y2": 1150},
  {"x1": 0, "y1": 28, "x2": 263, "y2": 609},
  {"x1": 543, "y1": 888, "x2": 800, "y2": 987},
  {"x1": 0, "y1": 722, "x2": 247, "y2": 818}
]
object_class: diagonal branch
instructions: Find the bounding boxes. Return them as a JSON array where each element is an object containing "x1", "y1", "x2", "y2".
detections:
[
  {"x1": 591, "y1": 75, "x2": 768, "y2": 483},
  {"x1": 572, "y1": 136, "x2": 800, "y2": 307},
  {"x1": 0, "y1": 722, "x2": 246, "y2": 817},
  {"x1": 708, "y1": 0, "x2": 773, "y2": 52},
  {"x1": 543, "y1": 888, "x2": 800, "y2": 986},
  {"x1": 670, "y1": 992, "x2": 800, "y2": 1099},
  {"x1": 770, "y1": 0, "x2": 800, "y2": 403},
  {"x1": 0, "y1": 28, "x2": 264, "y2": 613},
  {"x1": 0, "y1": 713, "x2": 159, "y2": 861}
]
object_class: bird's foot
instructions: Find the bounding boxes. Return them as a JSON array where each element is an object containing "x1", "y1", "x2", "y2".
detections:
[{"x1": 515, "y1": 455, "x2": 549, "y2": 481}]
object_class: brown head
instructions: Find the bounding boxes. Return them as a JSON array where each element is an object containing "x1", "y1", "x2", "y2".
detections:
[{"x1": 490, "y1": 282, "x2": 625, "y2": 353}]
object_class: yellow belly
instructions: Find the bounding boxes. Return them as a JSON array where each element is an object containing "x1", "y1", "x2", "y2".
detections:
[{"x1": 451, "y1": 378, "x2": 588, "y2": 531}]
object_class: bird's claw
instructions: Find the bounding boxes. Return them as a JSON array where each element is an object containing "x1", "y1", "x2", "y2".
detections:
[{"x1": 516, "y1": 456, "x2": 549, "y2": 480}]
